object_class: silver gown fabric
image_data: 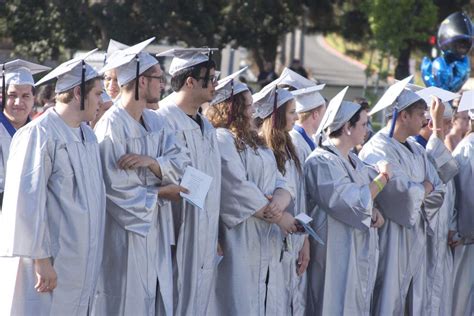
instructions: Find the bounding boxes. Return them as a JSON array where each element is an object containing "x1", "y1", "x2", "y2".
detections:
[
  {"x1": 278, "y1": 157, "x2": 307, "y2": 315},
  {"x1": 289, "y1": 129, "x2": 312, "y2": 164},
  {"x1": 92, "y1": 105, "x2": 189, "y2": 316},
  {"x1": 424, "y1": 135, "x2": 458, "y2": 315},
  {"x1": 0, "y1": 109, "x2": 106, "y2": 315},
  {"x1": 155, "y1": 104, "x2": 221, "y2": 316},
  {"x1": 359, "y1": 128, "x2": 444, "y2": 315},
  {"x1": 211, "y1": 127, "x2": 290, "y2": 315},
  {"x1": 451, "y1": 133, "x2": 474, "y2": 316},
  {"x1": 0, "y1": 123, "x2": 12, "y2": 193},
  {"x1": 304, "y1": 140, "x2": 378, "y2": 316}
]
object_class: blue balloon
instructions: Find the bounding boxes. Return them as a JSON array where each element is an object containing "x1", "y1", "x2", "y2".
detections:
[{"x1": 420, "y1": 55, "x2": 471, "y2": 91}]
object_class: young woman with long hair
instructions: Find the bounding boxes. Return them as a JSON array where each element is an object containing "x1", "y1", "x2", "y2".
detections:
[{"x1": 206, "y1": 71, "x2": 296, "y2": 315}]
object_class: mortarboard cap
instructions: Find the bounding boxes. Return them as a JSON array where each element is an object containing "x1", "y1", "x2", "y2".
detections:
[
  {"x1": 457, "y1": 90, "x2": 474, "y2": 113},
  {"x1": 35, "y1": 49, "x2": 100, "y2": 110},
  {"x1": 253, "y1": 85, "x2": 294, "y2": 120},
  {"x1": 291, "y1": 84, "x2": 326, "y2": 113},
  {"x1": 156, "y1": 48, "x2": 218, "y2": 76},
  {"x1": 269, "y1": 67, "x2": 318, "y2": 90},
  {"x1": 106, "y1": 39, "x2": 129, "y2": 60},
  {"x1": 1, "y1": 59, "x2": 51, "y2": 110},
  {"x1": 210, "y1": 67, "x2": 249, "y2": 106},
  {"x1": 417, "y1": 86, "x2": 459, "y2": 119},
  {"x1": 315, "y1": 86, "x2": 360, "y2": 136},
  {"x1": 100, "y1": 38, "x2": 158, "y2": 101}
]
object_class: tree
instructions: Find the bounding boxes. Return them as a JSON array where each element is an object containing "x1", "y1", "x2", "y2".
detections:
[
  {"x1": 366, "y1": 0, "x2": 438, "y2": 79},
  {"x1": 220, "y1": 0, "x2": 303, "y2": 72}
]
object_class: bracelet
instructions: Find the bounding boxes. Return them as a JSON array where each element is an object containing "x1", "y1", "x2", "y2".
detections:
[
  {"x1": 373, "y1": 178, "x2": 385, "y2": 192},
  {"x1": 380, "y1": 172, "x2": 390, "y2": 182}
]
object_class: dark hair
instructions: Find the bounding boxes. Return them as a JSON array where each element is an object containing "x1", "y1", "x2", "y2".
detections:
[
  {"x1": 55, "y1": 77, "x2": 101, "y2": 104},
  {"x1": 387, "y1": 99, "x2": 427, "y2": 120},
  {"x1": 329, "y1": 103, "x2": 370, "y2": 138},
  {"x1": 122, "y1": 65, "x2": 157, "y2": 92},
  {"x1": 36, "y1": 84, "x2": 54, "y2": 106},
  {"x1": 6, "y1": 84, "x2": 35, "y2": 96},
  {"x1": 170, "y1": 60, "x2": 216, "y2": 92}
]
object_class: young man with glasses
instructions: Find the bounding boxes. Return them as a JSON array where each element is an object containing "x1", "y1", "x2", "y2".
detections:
[
  {"x1": 92, "y1": 39, "x2": 190, "y2": 316},
  {"x1": 155, "y1": 48, "x2": 222, "y2": 316}
]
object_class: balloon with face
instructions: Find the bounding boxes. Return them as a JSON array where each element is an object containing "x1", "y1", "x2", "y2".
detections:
[{"x1": 421, "y1": 12, "x2": 473, "y2": 91}]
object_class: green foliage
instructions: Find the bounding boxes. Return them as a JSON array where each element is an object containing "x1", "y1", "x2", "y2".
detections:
[{"x1": 367, "y1": 0, "x2": 438, "y2": 56}]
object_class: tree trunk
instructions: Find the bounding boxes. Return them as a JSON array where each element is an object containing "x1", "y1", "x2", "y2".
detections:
[{"x1": 395, "y1": 43, "x2": 411, "y2": 80}]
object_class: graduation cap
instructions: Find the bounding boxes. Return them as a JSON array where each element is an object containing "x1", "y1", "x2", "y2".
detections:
[
  {"x1": 156, "y1": 48, "x2": 218, "y2": 88},
  {"x1": 315, "y1": 86, "x2": 360, "y2": 138},
  {"x1": 253, "y1": 84, "x2": 294, "y2": 127},
  {"x1": 0, "y1": 59, "x2": 51, "y2": 110},
  {"x1": 416, "y1": 86, "x2": 459, "y2": 120},
  {"x1": 369, "y1": 76, "x2": 422, "y2": 137},
  {"x1": 104, "y1": 39, "x2": 129, "y2": 64},
  {"x1": 35, "y1": 49, "x2": 100, "y2": 110},
  {"x1": 99, "y1": 38, "x2": 157, "y2": 101},
  {"x1": 291, "y1": 84, "x2": 326, "y2": 113},
  {"x1": 457, "y1": 90, "x2": 474, "y2": 115},
  {"x1": 210, "y1": 67, "x2": 249, "y2": 124},
  {"x1": 269, "y1": 67, "x2": 318, "y2": 90}
]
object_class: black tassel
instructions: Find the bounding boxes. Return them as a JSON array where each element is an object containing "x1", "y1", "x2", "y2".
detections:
[
  {"x1": 135, "y1": 55, "x2": 140, "y2": 101},
  {"x1": 80, "y1": 60, "x2": 85, "y2": 110}
]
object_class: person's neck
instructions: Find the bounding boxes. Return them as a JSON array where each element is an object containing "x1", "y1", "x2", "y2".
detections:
[
  {"x1": 54, "y1": 102, "x2": 83, "y2": 128},
  {"x1": 388, "y1": 121, "x2": 409, "y2": 143},
  {"x1": 175, "y1": 91, "x2": 201, "y2": 117},
  {"x1": 3, "y1": 112, "x2": 28, "y2": 130},
  {"x1": 298, "y1": 120, "x2": 316, "y2": 136},
  {"x1": 121, "y1": 92, "x2": 146, "y2": 122},
  {"x1": 452, "y1": 127, "x2": 464, "y2": 138},
  {"x1": 419, "y1": 129, "x2": 431, "y2": 141},
  {"x1": 330, "y1": 137, "x2": 352, "y2": 160}
]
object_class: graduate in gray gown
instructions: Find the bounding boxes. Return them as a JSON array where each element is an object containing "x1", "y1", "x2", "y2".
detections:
[
  {"x1": 92, "y1": 39, "x2": 189, "y2": 316},
  {"x1": 0, "y1": 60, "x2": 50, "y2": 199},
  {"x1": 411, "y1": 87, "x2": 460, "y2": 315},
  {"x1": 155, "y1": 48, "x2": 222, "y2": 316},
  {"x1": 206, "y1": 69, "x2": 296, "y2": 315},
  {"x1": 451, "y1": 105, "x2": 474, "y2": 316},
  {"x1": 0, "y1": 51, "x2": 106, "y2": 315},
  {"x1": 255, "y1": 83, "x2": 310, "y2": 315},
  {"x1": 359, "y1": 77, "x2": 445, "y2": 315},
  {"x1": 289, "y1": 86, "x2": 326, "y2": 164},
  {"x1": 304, "y1": 87, "x2": 386, "y2": 316}
]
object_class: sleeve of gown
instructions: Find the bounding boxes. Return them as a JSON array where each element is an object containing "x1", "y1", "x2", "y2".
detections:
[
  {"x1": 304, "y1": 153, "x2": 373, "y2": 231},
  {"x1": 0, "y1": 126, "x2": 52, "y2": 259},
  {"x1": 360, "y1": 142, "x2": 425, "y2": 227},
  {"x1": 422, "y1": 152, "x2": 446, "y2": 222},
  {"x1": 217, "y1": 130, "x2": 270, "y2": 229},
  {"x1": 452, "y1": 144, "x2": 474, "y2": 237},
  {"x1": 426, "y1": 135, "x2": 459, "y2": 183},
  {"x1": 98, "y1": 135, "x2": 155, "y2": 237}
]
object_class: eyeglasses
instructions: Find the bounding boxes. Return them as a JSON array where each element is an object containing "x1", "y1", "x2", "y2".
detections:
[
  {"x1": 196, "y1": 75, "x2": 218, "y2": 84},
  {"x1": 143, "y1": 75, "x2": 166, "y2": 84}
]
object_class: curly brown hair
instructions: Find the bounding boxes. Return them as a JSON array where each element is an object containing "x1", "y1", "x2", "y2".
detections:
[
  {"x1": 261, "y1": 101, "x2": 301, "y2": 175},
  {"x1": 206, "y1": 91, "x2": 265, "y2": 152}
]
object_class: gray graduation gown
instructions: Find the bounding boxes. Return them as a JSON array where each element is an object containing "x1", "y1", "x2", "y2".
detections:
[
  {"x1": 304, "y1": 141, "x2": 378, "y2": 316},
  {"x1": 155, "y1": 104, "x2": 221, "y2": 316},
  {"x1": 211, "y1": 127, "x2": 290, "y2": 315},
  {"x1": 289, "y1": 128, "x2": 312, "y2": 164},
  {"x1": 359, "y1": 128, "x2": 444, "y2": 315},
  {"x1": 92, "y1": 105, "x2": 189, "y2": 316},
  {"x1": 451, "y1": 133, "x2": 474, "y2": 316},
  {"x1": 0, "y1": 109, "x2": 106, "y2": 315},
  {"x1": 424, "y1": 136, "x2": 459, "y2": 315}
]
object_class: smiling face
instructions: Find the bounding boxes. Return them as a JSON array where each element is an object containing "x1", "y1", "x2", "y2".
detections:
[
  {"x1": 4, "y1": 84, "x2": 35, "y2": 128},
  {"x1": 104, "y1": 69, "x2": 120, "y2": 100}
]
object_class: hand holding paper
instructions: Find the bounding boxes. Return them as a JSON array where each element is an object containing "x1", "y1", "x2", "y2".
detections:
[
  {"x1": 179, "y1": 166, "x2": 213, "y2": 210},
  {"x1": 295, "y1": 213, "x2": 324, "y2": 245}
]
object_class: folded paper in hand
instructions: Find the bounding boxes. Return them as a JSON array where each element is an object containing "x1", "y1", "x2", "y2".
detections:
[
  {"x1": 179, "y1": 166, "x2": 213, "y2": 209},
  {"x1": 295, "y1": 213, "x2": 324, "y2": 245}
]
